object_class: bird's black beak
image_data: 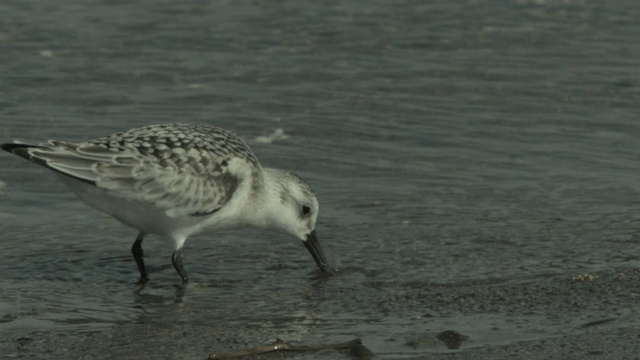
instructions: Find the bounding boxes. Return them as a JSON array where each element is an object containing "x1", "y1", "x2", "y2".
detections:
[{"x1": 304, "y1": 230, "x2": 334, "y2": 275}]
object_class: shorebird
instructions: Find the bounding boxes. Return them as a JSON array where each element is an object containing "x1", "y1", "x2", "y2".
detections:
[{"x1": 1, "y1": 123, "x2": 333, "y2": 283}]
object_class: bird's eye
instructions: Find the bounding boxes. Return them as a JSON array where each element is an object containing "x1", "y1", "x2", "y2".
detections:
[{"x1": 301, "y1": 205, "x2": 311, "y2": 216}]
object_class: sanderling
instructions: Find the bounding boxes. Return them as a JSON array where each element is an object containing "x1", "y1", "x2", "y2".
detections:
[{"x1": 1, "y1": 123, "x2": 333, "y2": 283}]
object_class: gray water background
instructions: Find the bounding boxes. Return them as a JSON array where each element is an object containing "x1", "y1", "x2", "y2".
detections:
[{"x1": 1, "y1": 1, "x2": 640, "y2": 359}]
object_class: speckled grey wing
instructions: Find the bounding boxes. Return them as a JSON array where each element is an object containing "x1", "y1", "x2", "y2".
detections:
[
  {"x1": 17, "y1": 140, "x2": 239, "y2": 218},
  {"x1": 97, "y1": 144, "x2": 239, "y2": 218},
  {"x1": 3, "y1": 141, "x2": 110, "y2": 184}
]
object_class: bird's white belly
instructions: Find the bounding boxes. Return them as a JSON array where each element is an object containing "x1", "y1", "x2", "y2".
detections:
[{"x1": 56, "y1": 174, "x2": 207, "y2": 237}]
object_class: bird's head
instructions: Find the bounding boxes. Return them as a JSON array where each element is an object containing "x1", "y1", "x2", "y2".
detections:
[{"x1": 261, "y1": 169, "x2": 333, "y2": 275}]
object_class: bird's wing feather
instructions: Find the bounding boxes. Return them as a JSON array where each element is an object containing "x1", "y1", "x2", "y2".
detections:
[{"x1": 14, "y1": 140, "x2": 242, "y2": 218}]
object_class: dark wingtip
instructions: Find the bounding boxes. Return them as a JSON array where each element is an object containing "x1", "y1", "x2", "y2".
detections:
[
  {"x1": 2, "y1": 143, "x2": 26, "y2": 152},
  {"x1": 1, "y1": 143, "x2": 35, "y2": 160},
  {"x1": 1, "y1": 142, "x2": 97, "y2": 186}
]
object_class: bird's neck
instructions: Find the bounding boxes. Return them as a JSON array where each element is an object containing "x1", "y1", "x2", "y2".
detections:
[{"x1": 247, "y1": 167, "x2": 289, "y2": 229}]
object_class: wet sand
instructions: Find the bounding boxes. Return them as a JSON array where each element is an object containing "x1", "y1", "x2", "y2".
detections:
[{"x1": 4, "y1": 267, "x2": 640, "y2": 359}]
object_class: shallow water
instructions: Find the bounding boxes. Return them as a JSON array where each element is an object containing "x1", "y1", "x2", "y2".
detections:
[{"x1": 2, "y1": 0, "x2": 640, "y2": 359}]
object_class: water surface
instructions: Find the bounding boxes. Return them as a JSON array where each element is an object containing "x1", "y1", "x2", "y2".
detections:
[{"x1": 2, "y1": 1, "x2": 640, "y2": 359}]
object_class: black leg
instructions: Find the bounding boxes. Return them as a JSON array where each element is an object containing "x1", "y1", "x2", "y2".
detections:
[
  {"x1": 131, "y1": 232, "x2": 149, "y2": 284},
  {"x1": 172, "y1": 248, "x2": 189, "y2": 283}
]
